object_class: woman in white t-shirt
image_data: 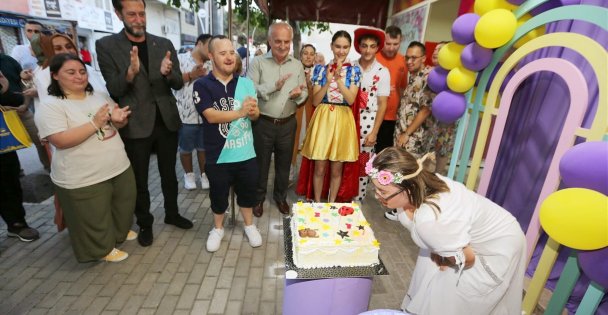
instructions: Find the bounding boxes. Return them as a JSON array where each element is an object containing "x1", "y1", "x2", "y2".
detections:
[
  {"x1": 367, "y1": 147, "x2": 526, "y2": 315},
  {"x1": 35, "y1": 53, "x2": 136, "y2": 263}
]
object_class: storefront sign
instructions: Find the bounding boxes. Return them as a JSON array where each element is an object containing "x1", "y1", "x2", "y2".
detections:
[{"x1": 0, "y1": 15, "x2": 25, "y2": 28}]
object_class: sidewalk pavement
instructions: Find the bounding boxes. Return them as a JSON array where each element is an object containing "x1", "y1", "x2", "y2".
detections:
[{"x1": 0, "y1": 155, "x2": 418, "y2": 314}]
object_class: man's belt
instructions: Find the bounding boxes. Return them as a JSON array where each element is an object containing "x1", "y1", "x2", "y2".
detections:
[{"x1": 259, "y1": 114, "x2": 295, "y2": 125}]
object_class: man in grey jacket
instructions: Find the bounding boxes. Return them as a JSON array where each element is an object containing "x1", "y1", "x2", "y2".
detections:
[{"x1": 96, "y1": 0, "x2": 191, "y2": 247}]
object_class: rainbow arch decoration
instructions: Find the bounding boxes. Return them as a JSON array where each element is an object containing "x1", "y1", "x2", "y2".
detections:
[{"x1": 433, "y1": 0, "x2": 608, "y2": 314}]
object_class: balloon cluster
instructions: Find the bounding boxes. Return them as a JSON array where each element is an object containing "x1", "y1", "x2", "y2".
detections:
[
  {"x1": 430, "y1": 0, "x2": 549, "y2": 123},
  {"x1": 540, "y1": 141, "x2": 608, "y2": 288}
]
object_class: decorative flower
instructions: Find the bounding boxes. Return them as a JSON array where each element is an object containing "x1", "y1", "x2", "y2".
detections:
[
  {"x1": 377, "y1": 171, "x2": 394, "y2": 185},
  {"x1": 365, "y1": 155, "x2": 376, "y2": 175}
]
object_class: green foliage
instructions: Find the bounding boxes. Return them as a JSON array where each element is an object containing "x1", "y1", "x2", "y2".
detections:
[
  {"x1": 299, "y1": 21, "x2": 330, "y2": 36},
  {"x1": 167, "y1": 0, "x2": 330, "y2": 36}
]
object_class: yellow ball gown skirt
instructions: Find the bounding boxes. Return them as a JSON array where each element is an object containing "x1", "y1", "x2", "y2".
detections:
[{"x1": 300, "y1": 103, "x2": 358, "y2": 162}]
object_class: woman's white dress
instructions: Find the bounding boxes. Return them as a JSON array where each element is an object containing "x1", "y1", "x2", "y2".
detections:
[{"x1": 399, "y1": 175, "x2": 526, "y2": 315}]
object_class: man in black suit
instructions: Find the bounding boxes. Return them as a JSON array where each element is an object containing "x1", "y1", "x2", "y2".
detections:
[{"x1": 96, "y1": 0, "x2": 191, "y2": 247}]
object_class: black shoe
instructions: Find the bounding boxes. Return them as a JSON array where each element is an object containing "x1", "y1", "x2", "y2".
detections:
[
  {"x1": 164, "y1": 214, "x2": 193, "y2": 229},
  {"x1": 7, "y1": 223, "x2": 39, "y2": 242},
  {"x1": 252, "y1": 200, "x2": 264, "y2": 217},
  {"x1": 138, "y1": 227, "x2": 153, "y2": 247}
]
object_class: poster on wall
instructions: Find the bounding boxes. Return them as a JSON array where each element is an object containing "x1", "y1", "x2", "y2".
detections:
[
  {"x1": 391, "y1": 3, "x2": 430, "y2": 55},
  {"x1": 392, "y1": 0, "x2": 427, "y2": 16},
  {"x1": 44, "y1": 0, "x2": 62, "y2": 18}
]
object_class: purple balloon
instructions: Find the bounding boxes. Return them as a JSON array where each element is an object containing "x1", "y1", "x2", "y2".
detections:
[
  {"x1": 428, "y1": 67, "x2": 449, "y2": 93},
  {"x1": 578, "y1": 246, "x2": 608, "y2": 289},
  {"x1": 432, "y1": 91, "x2": 467, "y2": 123},
  {"x1": 507, "y1": 0, "x2": 527, "y2": 4},
  {"x1": 559, "y1": 141, "x2": 608, "y2": 195},
  {"x1": 461, "y1": 42, "x2": 493, "y2": 71},
  {"x1": 451, "y1": 13, "x2": 480, "y2": 45}
]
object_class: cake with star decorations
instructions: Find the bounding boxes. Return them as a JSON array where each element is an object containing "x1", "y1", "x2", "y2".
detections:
[{"x1": 291, "y1": 202, "x2": 380, "y2": 268}]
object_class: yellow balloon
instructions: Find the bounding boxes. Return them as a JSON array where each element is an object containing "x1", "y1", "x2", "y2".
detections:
[
  {"x1": 474, "y1": 9, "x2": 518, "y2": 48},
  {"x1": 474, "y1": 0, "x2": 518, "y2": 16},
  {"x1": 540, "y1": 188, "x2": 608, "y2": 250},
  {"x1": 513, "y1": 14, "x2": 546, "y2": 48},
  {"x1": 447, "y1": 67, "x2": 477, "y2": 93},
  {"x1": 438, "y1": 42, "x2": 464, "y2": 70}
]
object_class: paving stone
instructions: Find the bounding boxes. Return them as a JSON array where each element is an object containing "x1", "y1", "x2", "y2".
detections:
[
  {"x1": 196, "y1": 276, "x2": 218, "y2": 300},
  {"x1": 224, "y1": 300, "x2": 243, "y2": 315},
  {"x1": 208, "y1": 288, "x2": 229, "y2": 314},
  {"x1": 119, "y1": 294, "x2": 145, "y2": 315},
  {"x1": 167, "y1": 272, "x2": 189, "y2": 296},
  {"x1": 176, "y1": 284, "x2": 198, "y2": 309},
  {"x1": 190, "y1": 300, "x2": 210, "y2": 314},
  {"x1": 104, "y1": 284, "x2": 136, "y2": 311},
  {"x1": 216, "y1": 267, "x2": 235, "y2": 289},
  {"x1": 155, "y1": 294, "x2": 179, "y2": 314},
  {"x1": 141, "y1": 283, "x2": 169, "y2": 308}
]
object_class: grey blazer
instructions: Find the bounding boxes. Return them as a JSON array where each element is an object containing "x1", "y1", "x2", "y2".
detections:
[{"x1": 95, "y1": 30, "x2": 183, "y2": 139}]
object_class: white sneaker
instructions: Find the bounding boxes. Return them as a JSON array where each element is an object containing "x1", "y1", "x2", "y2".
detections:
[
  {"x1": 244, "y1": 224, "x2": 262, "y2": 248},
  {"x1": 384, "y1": 209, "x2": 399, "y2": 221},
  {"x1": 206, "y1": 228, "x2": 224, "y2": 252},
  {"x1": 184, "y1": 172, "x2": 197, "y2": 190},
  {"x1": 200, "y1": 173, "x2": 210, "y2": 189}
]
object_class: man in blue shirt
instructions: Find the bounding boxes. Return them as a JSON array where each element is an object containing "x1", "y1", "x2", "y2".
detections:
[{"x1": 193, "y1": 36, "x2": 263, "y2": 253}]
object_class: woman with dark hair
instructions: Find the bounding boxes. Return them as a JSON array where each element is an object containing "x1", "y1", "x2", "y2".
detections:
[
  {"x1": 298, "y1": 31, "x2": 360, "y2": 202},
  {"x1": 34, "y1": 53, "x2": 136, "y2": 262},
  {"x1": 368, "y1": 147, "x2": 526, "y2": 314}
]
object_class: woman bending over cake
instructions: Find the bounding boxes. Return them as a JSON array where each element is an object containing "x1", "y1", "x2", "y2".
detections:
[
  {"x1": 368, "y1": 147, "x2": 526, "y2": 315},
  {"x1": 299, "y1": 30, "x2": 360, "y2": 202}
]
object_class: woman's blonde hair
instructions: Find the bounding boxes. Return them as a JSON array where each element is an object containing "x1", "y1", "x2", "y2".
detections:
[{"x1": 373, "y1": 147, "x2": 449, "y2": 212}]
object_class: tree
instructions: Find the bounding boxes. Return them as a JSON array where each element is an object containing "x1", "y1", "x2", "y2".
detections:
[{"x1": 169, "y1": 0, "x2": 330, "y2": 57}]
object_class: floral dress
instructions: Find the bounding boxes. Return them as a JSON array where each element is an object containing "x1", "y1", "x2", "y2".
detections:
[{"x1": 394, "y1": 66, "x2": 437, "y2": 158}]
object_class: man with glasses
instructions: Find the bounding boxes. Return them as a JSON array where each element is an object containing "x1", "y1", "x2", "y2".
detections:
[
  {"x1": 11, "y1": 21, "x2": 43, "y2": 70},
  {"x1": 385, "y1": 41, "x2": 436, "y2": 221}
]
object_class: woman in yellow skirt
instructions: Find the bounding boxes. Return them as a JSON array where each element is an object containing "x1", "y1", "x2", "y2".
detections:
[{"x1": 300, "y1": 31, "x2": 361, "y2": 202}]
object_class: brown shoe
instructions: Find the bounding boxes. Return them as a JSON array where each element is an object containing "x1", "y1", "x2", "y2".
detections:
[
  {"x1": 274, "y1": 199, "x2": 290, "y2": 215},
  {"x1": 252, "y1": 200, "x2": 264, "y2": 217}
]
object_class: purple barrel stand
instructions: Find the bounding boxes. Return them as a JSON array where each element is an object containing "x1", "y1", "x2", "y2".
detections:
[{"x1": 283, "y1": 277, "x2": 373, "y2": 315}]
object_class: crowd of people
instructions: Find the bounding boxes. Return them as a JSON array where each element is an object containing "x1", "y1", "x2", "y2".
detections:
[{"x1": 0, "y1": 0, "x2": 526, "y2": 312}]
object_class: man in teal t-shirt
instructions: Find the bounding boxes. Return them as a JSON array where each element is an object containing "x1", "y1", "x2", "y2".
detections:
[{"x1": 193, "y1": 36, "x2": 263, "y2": 253}]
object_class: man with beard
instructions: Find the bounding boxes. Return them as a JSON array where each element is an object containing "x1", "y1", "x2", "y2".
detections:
[
  {"x1": 375, "y1": 26, "x2": 407, "y2": 154},
  {"x1": 96, "y1": 0, "x2": 190, "y2": 247},
  {"x1": 352, "y1": 27, "x2": 390, "y2": 201},
  {"x1": 291, "y1": 43, "x2": 316, "y2": 181}
]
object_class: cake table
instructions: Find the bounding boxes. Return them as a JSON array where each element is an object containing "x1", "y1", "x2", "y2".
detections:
[{"x1": 282, "y1": 216, "x2": 388, "y2": 315}]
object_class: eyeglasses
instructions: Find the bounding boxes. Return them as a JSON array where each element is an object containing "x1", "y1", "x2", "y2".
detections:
[
  {"x1": 405, "y1": 55, "x2": 423, "y2": 61},
  {"x1": 375, "y1": 188, "x2": 405, "y2": 202}
]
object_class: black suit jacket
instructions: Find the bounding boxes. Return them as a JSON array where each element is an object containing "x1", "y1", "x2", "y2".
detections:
[{"x1": 95, "y1": 30, "x2": 183, "y2": 139}]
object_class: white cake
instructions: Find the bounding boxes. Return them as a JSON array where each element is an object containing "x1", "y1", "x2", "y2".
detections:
[{"x1": 291, "y1": 202, "x2": 380, "y2": 268}]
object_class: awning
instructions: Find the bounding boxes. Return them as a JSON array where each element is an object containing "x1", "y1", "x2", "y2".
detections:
[{"x1": 255, "y1": 0, "x2": 390, "y2": 28}]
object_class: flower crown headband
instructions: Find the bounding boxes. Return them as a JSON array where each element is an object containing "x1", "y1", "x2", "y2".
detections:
[{"x1": 365, "y1": 152, "x2": 433, "y2": 185}]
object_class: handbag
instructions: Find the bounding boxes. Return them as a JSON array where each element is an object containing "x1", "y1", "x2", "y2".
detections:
[{"x1": 0, "y1": 106, "x2": 32, "y2": 153}]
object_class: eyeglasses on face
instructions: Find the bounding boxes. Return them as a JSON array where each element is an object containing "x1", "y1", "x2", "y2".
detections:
[
  {"x1": 405, "y1": 55, "x2": 423, "y2": 61},
  {"x1": 375, "y1": 188, "x2": 405, "y2": 202}
]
